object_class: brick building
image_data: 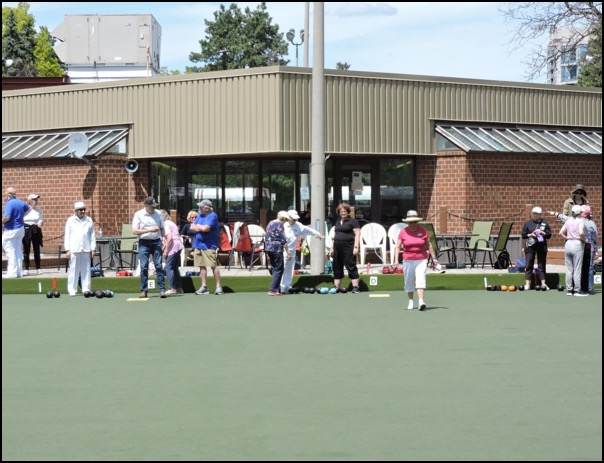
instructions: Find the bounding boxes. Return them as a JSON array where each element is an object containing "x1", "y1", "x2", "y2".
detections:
[{"x1": 2, "y1": 67, "x2": 602, "y2": 260}]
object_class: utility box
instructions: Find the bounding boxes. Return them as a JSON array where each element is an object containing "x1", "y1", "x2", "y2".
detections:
[{"x1": 52, "y1": 14, "x2": 161, "y2": 81}]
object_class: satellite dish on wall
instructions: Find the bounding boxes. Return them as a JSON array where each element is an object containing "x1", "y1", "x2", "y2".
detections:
[{"x1": 68, "y1": 132, "x2": 89, "y2": 159}]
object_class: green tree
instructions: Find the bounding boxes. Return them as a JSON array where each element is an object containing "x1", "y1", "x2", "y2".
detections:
[
  {"x1": 34, "y1": 26, "x2": 65, "y2": 77},
  {"x1": 578, "y1": 21, "x2": 602, "y2": 86},
  {"x1": 500, "y1": 2, "x2": 602, "y2": 86},
  {"x1": 2, "y1": 7, "x2": 37, "y2": 76},
  {"x1": 187, "y1": 2, "x2": 289, "y2": 73},
  {"x1": 3, "y1": 2, "x2": 65, "y2": 77}
]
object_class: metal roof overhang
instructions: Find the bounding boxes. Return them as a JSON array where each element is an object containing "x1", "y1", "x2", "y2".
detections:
[
  {"x1": 1, "y1": 127, "x2": 129, "y2": 162},
  {"x1": 435, "y1": 124, "x2": 602, "y2": 155}
]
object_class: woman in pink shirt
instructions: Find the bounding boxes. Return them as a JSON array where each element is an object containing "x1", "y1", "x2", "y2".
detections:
[
  {"x1": 160, "y1": 210, "x2": 185, "y2": 294},
  {"x1": 393, "y1": 210, "x2": 437, "y2": 311},
  {"x1": 559, "y1": 205, "x2": 587, "y2": 296}
]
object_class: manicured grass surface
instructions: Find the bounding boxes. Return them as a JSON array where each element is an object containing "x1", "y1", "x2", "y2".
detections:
[
  {"x1": 2, "y1": 290, "x2": 601, "y2": 461},
  {"x1": 0, "y1": 272, "x2": 566, "y2": 294}
]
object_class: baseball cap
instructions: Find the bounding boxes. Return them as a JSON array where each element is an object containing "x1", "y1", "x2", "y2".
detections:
[
  {"x1": 143, "y1": 197, "x2": 159, "y2": 207},
  {"x1": 28, "y1": 194, "x2": 40, "y2": 201},
  {"x1": 571, "y1": 205, "x2": 582, "y2": 215},
  {"x1": 287, "y1": 210, "x2": 300, "y2": 220},
  {"x1": 74, "y1": 201, "x2": 86, "y2": 210},
  {"x1": 277, "y1": 210, "x2": 289, "y2": 219},
  {"x1": 531, "y1": 207, "x2": 542, "y2": 214}
]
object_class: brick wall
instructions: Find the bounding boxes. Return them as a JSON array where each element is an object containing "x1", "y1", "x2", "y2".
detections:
[
  {"x1": 419, "y1": 150, "x2": 602, "y2": 249},
  {"x1": 2, "y1": 156, "x2": 150, "y2": 252}
]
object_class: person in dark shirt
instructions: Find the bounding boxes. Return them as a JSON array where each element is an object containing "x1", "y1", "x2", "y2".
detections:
[
  {"x1": 521, "y1": 206, "x2": 552, "y2": 290},
  {"x1": 329, "y1": 203, "x2": 361, "y2": 293}
]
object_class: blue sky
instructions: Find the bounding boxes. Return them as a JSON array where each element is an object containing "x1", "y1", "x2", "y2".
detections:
[{"x1": 3, "y1": 2, "x2": 548, "y2": 82}]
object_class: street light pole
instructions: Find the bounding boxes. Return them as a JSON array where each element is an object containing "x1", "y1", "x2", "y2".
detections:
[{"x1": 286, "y1": 28, "x2": 304, "y2": 67}]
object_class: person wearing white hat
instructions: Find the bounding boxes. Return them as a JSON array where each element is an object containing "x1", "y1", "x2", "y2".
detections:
[
  {"x1": 280, "y1": 209, "x2": 324, "y2": 293},
  {"x1": 559, "y1": 204, "x2": 588, "y2": 296},
  {"x1": 2, "y1": 187, "x2": 30, "y2": 278},
  {"x1": 64, "y1": 201, "x2": 96, "y2": 296},
  {"x1": 265, "y1": 211, "x2": 291, "y2": 295},
  {"x1": 521, "y1": 206, "x2": 552, "y2": 290},
  {"x1": 393, "y1": 210, "x2": 436, "y2": 310},
  {"x1": 22, "y1": 194, "x2": 44, "y2": 275}
]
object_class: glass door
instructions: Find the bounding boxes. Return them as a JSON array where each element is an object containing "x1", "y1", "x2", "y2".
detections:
[{"x1": 331, "y1": 159, "x2": 378, "y2": 225}]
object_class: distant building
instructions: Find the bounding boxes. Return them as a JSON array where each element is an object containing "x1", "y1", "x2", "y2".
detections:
[
  {"x1": 547, "y1": 27, "x2": 590, "y2": 85},
  {"x1": 51, "y1": 14, "x2": 161, "y2": 83}
]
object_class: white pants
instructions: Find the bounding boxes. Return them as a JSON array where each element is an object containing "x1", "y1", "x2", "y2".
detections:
[
  {"x1": 280, "y1": 252, "x2": 296, "y2": 292},
  {"x1": 402, "y1": 259, "x2": 428, "y2": 293},
  {"x1": 2, "y1": 227, "x2": 25, "y2": 277},
  {"x1": 67, "y1": 252, "x2": 92, "y2": 295}
]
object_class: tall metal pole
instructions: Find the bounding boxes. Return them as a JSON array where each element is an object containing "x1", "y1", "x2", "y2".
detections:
[
  {"x1": 310, "y1": 2, "x2": 325, "y2": 275},
  {"x1": 304, "y1": 2, "x2": 310, "y2": 67}
]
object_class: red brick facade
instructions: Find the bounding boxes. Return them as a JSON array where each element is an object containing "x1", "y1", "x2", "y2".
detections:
[
  {"x1": 3, "y1": 152, "x2": 601, "y2": 253},
  {"x1": 2, "y1": 156, "x2": 150, "y2": 252},
  {"x1": 419, "y1": 150, "x2": 602, "y2": 248}
]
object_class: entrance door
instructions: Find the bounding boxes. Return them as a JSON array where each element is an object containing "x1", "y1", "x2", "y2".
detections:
[{"x1": 331, "y1": 159, "x2": 379, "y2": 225}]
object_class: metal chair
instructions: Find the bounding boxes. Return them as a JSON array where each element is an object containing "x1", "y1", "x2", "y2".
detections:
[
  {"x1": 458, "y1": 221, "x2": 494, "y2": 268},
  {"x1": 115, "y1": 224, "x2": 139, "y2": 270},
  {"x1": 420, "y1": 222, "x2": 455, "y2": 266},
  {"x1": 473, "y1": 222, "x2": 514, "y2": 269}
]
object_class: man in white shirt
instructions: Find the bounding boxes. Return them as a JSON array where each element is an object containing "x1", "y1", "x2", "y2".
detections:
[
  {"x1": 132, "y1": 197, "x2": 166, "y2": 298},
  {"x1": 64, "y1": 201, "x2": 96, "y2": 296}
]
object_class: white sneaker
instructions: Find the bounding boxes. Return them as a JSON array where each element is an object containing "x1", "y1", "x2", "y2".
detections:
[
  {"x1": 23, "y1": 270, "x2": 29, "y2": 276},
  {"x1": 36, "y1": 269, "x2": 42, "y2": 275},
  {"x1": 407, "y1": 301, "x2": 414, "y2": 310}
]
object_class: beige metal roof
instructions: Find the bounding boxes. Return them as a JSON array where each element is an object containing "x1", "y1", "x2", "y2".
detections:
[
  {"x1": 2, "y1": 127, "x2": 128, "y2": 161},
  {"x1": 436, "y1": 124, "x2": 602, "y2": 155}
]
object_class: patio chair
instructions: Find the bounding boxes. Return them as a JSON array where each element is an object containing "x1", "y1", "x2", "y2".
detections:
[
  {"x1": 458, "y1": 220, "x2": 494, "y2": 268},
  {"x1": 473, "y1": 222, "x2": 514, "y2": 269},
  {"x1": 115, "y1": 223, "x2": 139, "y2": 270},
  {"x1": 420, "y1": 222, "x2": 455, "y2": 266},
  {"x1": 359, "y1": 222, "x2": 387, "y2": 265},
  {"x1": 387, "y1": 222, "x2": 407, "y2": 264}
]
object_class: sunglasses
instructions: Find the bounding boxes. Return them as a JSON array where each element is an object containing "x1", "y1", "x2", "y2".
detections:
[{"x1": 76, "y1": 208, "x2": 86, "y2": 212}]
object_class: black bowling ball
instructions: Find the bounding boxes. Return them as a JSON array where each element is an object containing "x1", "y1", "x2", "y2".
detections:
[{"x1": 46, "y1": 291, "x2": 54, "y2": 298}]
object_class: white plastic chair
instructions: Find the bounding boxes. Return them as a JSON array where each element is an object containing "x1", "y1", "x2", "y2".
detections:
[
  {"x1": 387, "y1": 223, "x2": 407, "y2": 265},
  {"x1": 359, "y1": 223, "x2": 387, "y2": 265},
  {"x1": 247, "y1": 224, "x2": 266, "y2": 268}
]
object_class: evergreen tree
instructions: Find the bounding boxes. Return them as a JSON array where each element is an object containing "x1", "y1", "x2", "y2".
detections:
[
  {"x1": 578, "y1": 21, "x2": 602, "y2": 87},
  {"x1": 2, "y1": 8, "x2": 37, "y2": 76},
  {"x1": 187, "y1": 2, "x2": 288, "y2": 73}
]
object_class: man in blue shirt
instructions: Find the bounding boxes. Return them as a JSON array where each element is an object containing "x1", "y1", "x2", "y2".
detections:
[
  {"x1": 191, "y1": 199, "x2": 223, "y2": 295},
  {"x1": 2, "y1": 187, "x2": 30, "y2": 278}
]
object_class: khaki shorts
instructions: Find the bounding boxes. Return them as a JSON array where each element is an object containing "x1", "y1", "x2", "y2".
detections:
[{"x1": 193, "y1": 248, "x2": 218, "y2": 268}]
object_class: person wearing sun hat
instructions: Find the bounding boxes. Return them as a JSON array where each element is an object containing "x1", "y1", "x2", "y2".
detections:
[
  {"x1": 563, "y1": 184, "x2": 588, "y2": 217},
  {"x1": 393, "y1": 210, "x2": 437, "y2": 311},
  {"x1": 64, "y1": 201, "x2": 96, "y2": 296}
]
